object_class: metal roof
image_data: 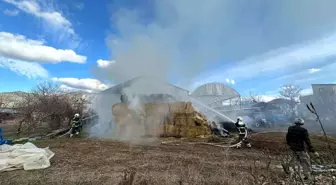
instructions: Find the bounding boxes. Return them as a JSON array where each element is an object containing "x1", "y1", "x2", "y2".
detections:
[
  {"x1": 192, "y1": 83, "x2": 240, "y2": 97},
  {"x1": 191, "y1": 83, "x2": 240, "y2": 106},
  {"x1": 268, "y1": 98, "x2": 292, "y2": 105},
  {"x1": 101, "y1": 76, "x2": 189, "y2": 95}
]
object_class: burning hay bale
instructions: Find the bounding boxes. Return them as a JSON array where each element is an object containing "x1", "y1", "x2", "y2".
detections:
[{"x1": 112, "y1": 101, "x2": 211, "y2": 138}]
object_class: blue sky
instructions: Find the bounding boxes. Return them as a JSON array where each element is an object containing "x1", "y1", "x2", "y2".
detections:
[{"x1": 1, "y1": 0, "x2": 336, "y2": 99}]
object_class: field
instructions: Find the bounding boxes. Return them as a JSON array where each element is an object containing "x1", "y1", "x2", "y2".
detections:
[{"x1": 1, "y1": 130, "x2": 336, "y2": 185}]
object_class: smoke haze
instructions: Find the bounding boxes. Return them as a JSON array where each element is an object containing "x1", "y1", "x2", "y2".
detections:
[
  {"x1": 89, "y1": 0, "x2": 336, "y2": 141},
  {"x1": 92, "y1": 0, "x2": 336, "y2": 87}
]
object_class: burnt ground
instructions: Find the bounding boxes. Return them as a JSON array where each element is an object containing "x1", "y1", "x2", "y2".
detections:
[{"x1": 1, "y1": 132, "x2": 336, "y2": 185}]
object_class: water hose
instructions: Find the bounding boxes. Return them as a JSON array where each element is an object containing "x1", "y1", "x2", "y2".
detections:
[{"x1": 161, "y1": 128, "x2": 248, "y2": 148}]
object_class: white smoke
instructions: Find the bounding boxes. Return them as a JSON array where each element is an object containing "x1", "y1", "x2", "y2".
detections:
[
  {"x1": 90, "y1": 0, "x2": 336, "y2": 140},
  {"x1": 93, "y1": 0, "x2": 336, "y2": 86}
]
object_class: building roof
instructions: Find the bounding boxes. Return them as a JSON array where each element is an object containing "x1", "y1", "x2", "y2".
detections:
[
  {"x1": 252, "y1": 102, "x2": 279, "y2": 110},
  {"x1": 190, "y1": 83, "x2": 240, "y2": 106},
  {"x1": 312, "y1": 84, "x2": 336, "y2": 86},
  {"x1": 101, "y1": 76, "x2": 189, "y2": 95},
  {"x1": 268, "y1": 98, "x2": 293, "y2": 105},
  {"x1": 191, "y1": 83, "x2": 240, "y2": 97}
]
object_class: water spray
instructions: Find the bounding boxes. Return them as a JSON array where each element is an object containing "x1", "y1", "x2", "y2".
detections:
[{"x1": 189, "y1": 96, "x2": 235, "y2": 123}]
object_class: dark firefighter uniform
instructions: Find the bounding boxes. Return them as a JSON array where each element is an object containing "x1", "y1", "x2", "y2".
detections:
[
  {"x1": 235, "y1": 117, "x2": 251, "y2": 148},
  {"x1": 286, "y1": 118, "x2": 318, "y2": 180},
  {"x1": 70, "y1": 114, "x2": 82, "y2": 137}
]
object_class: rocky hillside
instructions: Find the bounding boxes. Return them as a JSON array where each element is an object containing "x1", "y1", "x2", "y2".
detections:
[
  {"x1": 0, "y1": 91, "x2": 96, "y2": 109},
  {"x1": 0, "y1": 91, "x2": 27, "y2": 108}
]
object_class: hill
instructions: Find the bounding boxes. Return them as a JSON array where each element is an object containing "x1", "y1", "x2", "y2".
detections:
[{"x1": 0, "y1": 91, "x2": 95, "y2": 109}]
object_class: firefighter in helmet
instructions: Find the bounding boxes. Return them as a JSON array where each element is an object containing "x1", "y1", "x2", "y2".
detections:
[
  {"x1": 235, "y1": 117, "x2": 251, "y2": 148},
  {"x1": 70, "y1": 113, "x2": 82, "y2": 138}
]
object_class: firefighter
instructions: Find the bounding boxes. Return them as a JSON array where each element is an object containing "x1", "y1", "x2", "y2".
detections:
[
  {"x1": 70, "y1": 113, "x2": 82, "y2": 138},
  {"x1": 286, "y1": 118, "x2": 319, "y2": 180},
  {"x1": 235, "y1": 117, "x2": 251, "y2": 149}
]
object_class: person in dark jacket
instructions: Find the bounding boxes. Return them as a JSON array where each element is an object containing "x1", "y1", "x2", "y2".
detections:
[
  {"x1": 286, "y1": 118, "x2": 319, "y2": 180},
  {"x1": 70, "y1": 113, "x2": 82, "y2": 138},
  {"x1": 235, "y1": 117, "x2": 251, "y2": 149}
]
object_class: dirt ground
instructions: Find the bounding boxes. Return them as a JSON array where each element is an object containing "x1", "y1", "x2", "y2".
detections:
[
  {"x1": 1, "y1": 132, "x2": 336, "y2": 185},
  {"x1": 1, "y1": 120, "x2": 52, "y2": 139}
]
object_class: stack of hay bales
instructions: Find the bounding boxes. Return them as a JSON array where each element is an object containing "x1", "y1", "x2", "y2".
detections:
[
  {"x1": 111, "y1": 101, "x2": 211, "y2": 138},
  {"x1": 112, "y1": 103, "x2": 128, "y2": 124}
]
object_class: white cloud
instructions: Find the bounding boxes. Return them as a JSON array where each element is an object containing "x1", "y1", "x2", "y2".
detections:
[
  {"x1": 308, "y1": 68, "x2": 321, "y2": 73},
  {"x1": 3, "y1": 9, "x2": 19, "y2": 16},
  {"x1": 59, "y1": 84, "x2": 93, "y2": 93},
  {"x1": 224, "y1": 78, "x2": 235, "y2": 85},
  {"x1": 59, "y1": 84, "x2": 76, "y2": 91},
  {"x1": 0, "y1": 56, "x2": 48, "y2": 78},
  {"x1": 97, "y1": 59, "x2": 116, "y2": 68},
  {"x1": 52, "y1": 77, "x2": 110, "y2": 92},
  {"x1": 3, "y1": 0, "x2": 73, "y2": 33},
  {"x1": 272, "y1": 68, "x2": 325, "y2": 85},
  {"x1": 282, "y1": 85, "x2": 296, "y2": 90},
  {"x1": 2, "y1": 0, "x2": 80, "y2": 47},
  {"x1": 0, "y1": 32, "x2": 86, "y2": 63},
  {"x1": 301, "y1": 88, "x2": 313, "y2": 95},
  {"x1": 197, "y1": 32, "x2": 336, "y2": 84},
  {"x1": 260, "y1": 95, "x2": 277, "y2": 102},
  {"x1": 74, "y1": 2, "x2": 84, "y2": 10}
]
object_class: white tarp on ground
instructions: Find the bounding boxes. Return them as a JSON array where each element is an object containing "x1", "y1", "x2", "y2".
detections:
[{"x1": 0, "y1": 142, "x2": 54, "y2": 172}]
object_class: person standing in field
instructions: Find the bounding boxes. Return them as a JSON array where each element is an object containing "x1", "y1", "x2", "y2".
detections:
[
  {"x1": 235, "y1": 117, "x2": 251, "y2": 148},
  {"x1": 286, "y1": 118, "x2": 319, "y2": 180}
]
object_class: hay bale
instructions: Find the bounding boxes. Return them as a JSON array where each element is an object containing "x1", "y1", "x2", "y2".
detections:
[
  {"x1": 112, "y1": 103, "x2": 130, "y2": 116},
  {"x1": 112, "y1": 101, "x2": 212, "y2": 138}
]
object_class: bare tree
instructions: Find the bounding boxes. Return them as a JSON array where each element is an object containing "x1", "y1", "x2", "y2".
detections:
[
  {"x1": 248, "y1": 91, "x2": 264, "y2": 103},
  {"x1": 279, "y1": 85, "x2": 302, "y2": 101},
  {"x1": 14, "y1": 82, "x2": 91, "y2": 137},
  {"x1": 278, "y1": 85, "x2": 302, "y2": 118},
  {"x1": 240, "y1": 91, "x2": 264, "y2": 105}
]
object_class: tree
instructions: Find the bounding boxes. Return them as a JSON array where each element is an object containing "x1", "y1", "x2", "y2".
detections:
[
  {"x1": 239, "y1": 91, "x2": 265, "y2": 105},
  {"x1": 279, "y1": 85, "x2": 302, "y2": 101},
  {"x1": 278, "y1": 85, "x2": 302, "y2": 118},
  {"x1": 14, "y1": 82, "x2": 92, "y2": 137},
  {"x1": 248, "y1": 91, "x2": 264, "y2": 103}
]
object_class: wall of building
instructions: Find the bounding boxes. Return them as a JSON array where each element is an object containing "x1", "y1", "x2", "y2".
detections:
[
  {"x1": 298, "y1": 94, "x2": 315, "y2": 119},
  {"x1": 311, "y1": 84, "x2": 336, "y2": 118}
]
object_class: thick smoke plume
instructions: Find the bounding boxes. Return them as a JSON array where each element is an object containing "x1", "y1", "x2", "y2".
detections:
[
  {"x1": 94, "y1": 0, "x2": 336, "y2": 86},
  {"x1": 90, "y1": 0, "x2": 336, "y2": 141}
]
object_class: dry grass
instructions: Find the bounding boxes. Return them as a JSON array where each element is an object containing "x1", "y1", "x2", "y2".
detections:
[
  {"x1": 1, "y1": 121, "x2": 51, "y2": 139},
  {"x1": 0, "y1": 132, "x2": 336, "y2": 185}
]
